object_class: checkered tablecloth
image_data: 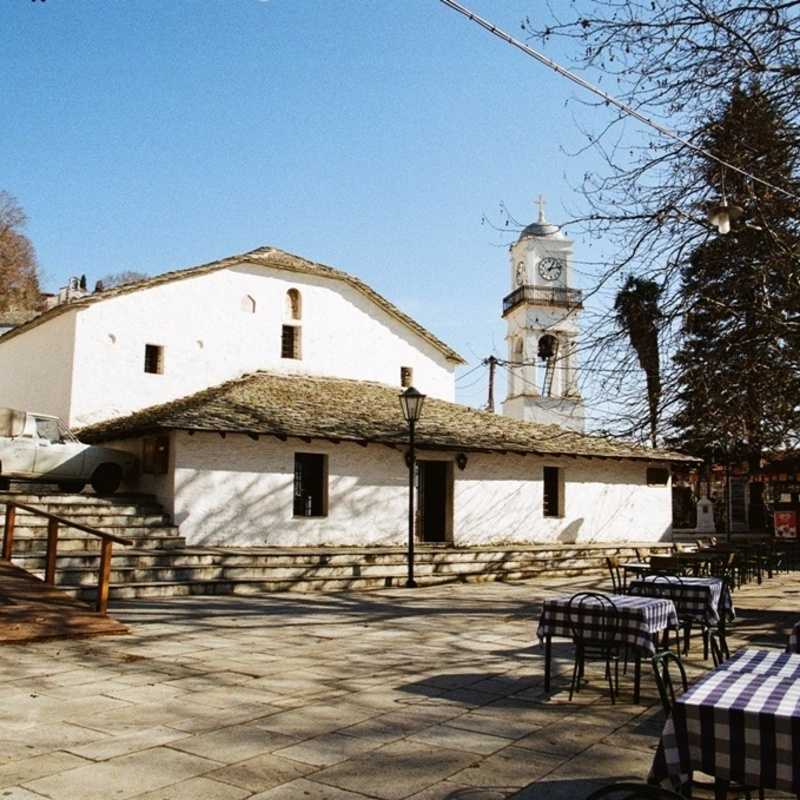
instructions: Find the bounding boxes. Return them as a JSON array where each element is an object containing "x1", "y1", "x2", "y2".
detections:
[
  {"x1": 628, "y1": 576, "x2": 734, "y2": 625},
  {"x1": 537, "y1": 593, "x2": 678, "y2": 656},
  {"x1": 723, "y1": 648, "x2": 800, "y2": 678},
  {"x1": 788, "y1": 621, "x2": 800, "y2": 654},
  {"x1": 650, "y1": 648, "x2": 800, "y2": 793}
]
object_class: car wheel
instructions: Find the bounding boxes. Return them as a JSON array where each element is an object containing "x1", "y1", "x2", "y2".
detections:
[
  {"x1": 58, "y1": 481, "x2": 85, "y2": 493},
  {"x1": 90, "y1": 464, "x2": 123, "y2": 495}
]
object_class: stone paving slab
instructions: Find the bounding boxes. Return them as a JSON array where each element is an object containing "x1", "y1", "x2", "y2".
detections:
[{"x1": 1, "y1": 573, "x2": 799, "y2": 799}]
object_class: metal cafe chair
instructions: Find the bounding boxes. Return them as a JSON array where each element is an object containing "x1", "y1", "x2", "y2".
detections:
[
  {"x1": 651, "y1": 650, "x2": 688, "y2": 718},
  {"x1": 709, "y1": 629, "x2": 729, "y2": 666},
  {"x1": 567, "y1": 592, "x2": 622, "y2": 703},
  {"x1": 585, "y1": 782, "x2": 686, "y2": 800},
  {"x1": 606, "y1": 556, "x2": 626, "y2": 594}
]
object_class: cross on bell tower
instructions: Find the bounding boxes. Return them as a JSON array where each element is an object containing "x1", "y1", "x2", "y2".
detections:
[
  {"x1": 501, "y1": 196, "x2": 585, "y2": 432},
  {"x1": 535, "y1": 194, "x2": 546, "y2": 223}
]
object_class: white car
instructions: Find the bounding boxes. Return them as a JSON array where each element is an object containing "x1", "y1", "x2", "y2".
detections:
[{"x1": 0, "y1": 408, "x2": 137, "y2": 495}]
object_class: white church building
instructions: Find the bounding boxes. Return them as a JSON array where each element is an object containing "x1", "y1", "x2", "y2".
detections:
[{"x1": 0, "y1": 221, "x2": 694, "y2": 547}]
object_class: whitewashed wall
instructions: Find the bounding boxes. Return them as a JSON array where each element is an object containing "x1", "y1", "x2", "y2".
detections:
[
  {"x1": 172, "y1": 432, "x2": 409, "y2": 546},
  {"x1": 0, "y1": 311, "x2": 78, "y2": 421},
  {"x1": 454, "y1": 453, "x2": 671, "y2": 544},
  {"x1": 166, "y1": 432, "x2": 672, "y2": 546},
  {"x1": 64, "y1": 262, "x2": 455, "y2": 426}
]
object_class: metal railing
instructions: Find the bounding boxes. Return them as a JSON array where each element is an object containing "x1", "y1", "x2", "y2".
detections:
[
  {"x1": 502, "y1": 285, "x2": 583, "y2": 315},
  {"x1": 2, "y1": 501, "x2": 132, "y2": 614}
]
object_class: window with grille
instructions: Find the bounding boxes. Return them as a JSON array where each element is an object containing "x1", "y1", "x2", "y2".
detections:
[
  {"x1": 647, "y1": 467, "x2": 670, "y2": 486},
  {"x1": 293, "y1": 453, "x2": 327, "y2": 517},
  {"x1": 543, "y1": 466, "x2": 562, "y2": 517},
  {"x1": 281, "y1": 325, "x2": 300, "y2": 359},
  {"x1": 144, "y1": 344, "x2": 164, "y2": 374}
]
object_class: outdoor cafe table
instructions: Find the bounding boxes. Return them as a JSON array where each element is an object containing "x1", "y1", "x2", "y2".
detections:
[
  {"x1": 537, "y1": 592, "x2": 678, "y2": 703},
  {"x1": 628, "y1": 575, "x2": 735, "y2": 630},
  {"x1": 650, "y1": 648, "x2": 800, "y2": 797}
]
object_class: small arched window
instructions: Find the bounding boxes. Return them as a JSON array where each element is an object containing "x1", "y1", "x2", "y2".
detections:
[
  {"x1": 241, "y1": 295, "x2": 256, "y2": 314},
  {"x1": 285, "y1": 289, "x2": 301, "y2": 321}
]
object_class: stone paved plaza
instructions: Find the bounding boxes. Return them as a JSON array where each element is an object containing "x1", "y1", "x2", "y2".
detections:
[{"x1": 2, "y1": 572, "x2": 799, "y2": 800}]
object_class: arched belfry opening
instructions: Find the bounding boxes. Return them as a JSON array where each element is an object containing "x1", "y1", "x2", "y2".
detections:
[{"x1": 537, "y1": 334, "x2": 559, "y2": 397}]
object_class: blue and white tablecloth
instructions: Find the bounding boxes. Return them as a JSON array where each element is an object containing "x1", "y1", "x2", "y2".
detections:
[
  {"x1": 537, "y1": 593, "x2": 678, "y2": 656},
  {"x1": 650, "y1": 648, "x2": 800, "y2": 793},
  {"x1": 628, "y1": 575, "x2": 734, "y2": 625}
]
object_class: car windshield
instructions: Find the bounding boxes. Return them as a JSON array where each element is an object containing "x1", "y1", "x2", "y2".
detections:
[{"x1": 34, "y1": 417, "x2": 79, "y2": 444}]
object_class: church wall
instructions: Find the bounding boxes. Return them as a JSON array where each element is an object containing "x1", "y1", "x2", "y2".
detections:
[
  {"x1": 170, "y1": 432, "x2": 410, "y2": 546},
  {"x1": 453, "y1": 453, "x2": 672, "y2": 544},
  {"x1": 0, "y1": 310, "x2": 78, "y2": 423},
  {"x1": 165, "y1": 432, "x2": 671, "y2": 546},
  {"x1": 56, "y1": 262, "x2": 455, "y2": 427}
]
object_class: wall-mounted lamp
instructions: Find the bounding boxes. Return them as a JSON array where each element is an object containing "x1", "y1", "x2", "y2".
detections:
[{"x1": 455, "y1": 453, "x2": 468, "y2": 471}]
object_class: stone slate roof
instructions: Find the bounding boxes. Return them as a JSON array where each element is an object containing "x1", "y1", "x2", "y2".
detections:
[
  {"x1": 0, "y1": 309, "x2": 39, "y2": 328},
  {"x1": 79, "y1": 371, "x2": 696, "y2": 464},
  {"x1": 0, "y1": 247, "x2": 464, "y2": 363}
]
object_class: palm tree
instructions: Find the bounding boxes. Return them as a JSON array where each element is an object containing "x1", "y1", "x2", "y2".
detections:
[{"x1": 614, "y1": 276, "x2": 663, "y2": 447}]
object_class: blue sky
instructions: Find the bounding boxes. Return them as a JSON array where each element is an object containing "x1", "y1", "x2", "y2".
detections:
[{"x1": 4, "y1": 0, "x2": 616, "y2": 410}]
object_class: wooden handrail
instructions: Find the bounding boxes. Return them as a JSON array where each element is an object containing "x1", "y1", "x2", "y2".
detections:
[
  {"x1": 8, "y1": 502, "x2": 133, "y2": 545},
  {"x1": 2, "y1": 500, "x2": 133, "y2": 614}
]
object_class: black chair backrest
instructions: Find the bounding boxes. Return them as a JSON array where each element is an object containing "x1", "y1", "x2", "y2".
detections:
[
  {"x1": 585, "y1": 782, "x2": 686, "y2": 800},
  {"x1": 606, "y1": 556, "x2": 624, "y2": 594},
  {"x1": 651, "y1": 650, "x2": 688, "y2": 717},
  {"x1": 567, "y1": 592, "x2": 620, "y2": 648}
]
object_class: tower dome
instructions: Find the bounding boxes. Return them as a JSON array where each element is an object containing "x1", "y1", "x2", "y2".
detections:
[{"x1": 517, "y1": 195, "x2": 563, "y2": 241}]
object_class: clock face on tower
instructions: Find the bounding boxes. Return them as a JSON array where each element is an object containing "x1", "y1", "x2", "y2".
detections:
[{"x1": 538, "y1": 256, "x2": 564, "y2": 282}]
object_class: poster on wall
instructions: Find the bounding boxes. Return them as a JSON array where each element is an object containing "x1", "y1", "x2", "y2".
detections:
[{"x1": 775, "y1": 511, "x2": 798, "y2": 538}]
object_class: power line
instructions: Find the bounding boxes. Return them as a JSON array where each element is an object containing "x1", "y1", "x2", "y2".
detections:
[{"x1": 437, "y1": 0, "x2": 800, "y2": 204}]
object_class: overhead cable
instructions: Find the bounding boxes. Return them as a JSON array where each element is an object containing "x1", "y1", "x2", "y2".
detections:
[{"x1": 438, "y1": 0, "x2": 800, "y2": 203}]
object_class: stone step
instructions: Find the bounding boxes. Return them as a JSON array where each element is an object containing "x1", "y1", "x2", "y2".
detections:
[
  {"x1": 8, "y1": 532, "x2": 185, "y2": 553},
  {"x1": 0, "y1": 503, "x2": 164, "y2": 518},
  {"x1": 66, "y1": 564, "x2": 610, "y2": 600},
  {"x1": 11, "y1": 543, "x2": 670, "y2": 570},
  {"x1": 21, "y1": 553, "x2": 617, "y2": 586},
  {"x1": 0, "y1": 491, "x2": 158, "y2": 507},
  {"x1": 19, "y1": 544, "x2": 673, "y2": 590},
  {"x1": 0, "y1": 512, "x2": 169, "y2": 528}
]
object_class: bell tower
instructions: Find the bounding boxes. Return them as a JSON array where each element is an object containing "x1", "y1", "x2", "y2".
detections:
[{"x1": 502, "y1": 197, "x2": 585, "y2": 431}]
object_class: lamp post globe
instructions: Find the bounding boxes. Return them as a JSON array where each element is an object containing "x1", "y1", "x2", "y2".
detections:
[{"x1": 399, "y1": 386, "x2": 426, "y2": 588}]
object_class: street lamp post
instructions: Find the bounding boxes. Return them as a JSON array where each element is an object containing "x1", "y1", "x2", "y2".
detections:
[{"x1": 399, "y1": 386, "x2": 426, "y2": 588}]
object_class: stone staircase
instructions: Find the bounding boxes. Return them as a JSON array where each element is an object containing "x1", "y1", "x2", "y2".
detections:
[{"x1": 1, "y1": 489, "x2": 676, "y2": 604}]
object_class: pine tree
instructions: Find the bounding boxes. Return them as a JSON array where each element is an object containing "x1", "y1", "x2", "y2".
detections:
[{"x1": 671, "y1": 85, "x2": 800, "y2": 465}]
